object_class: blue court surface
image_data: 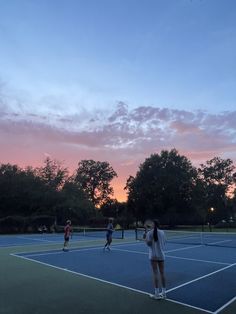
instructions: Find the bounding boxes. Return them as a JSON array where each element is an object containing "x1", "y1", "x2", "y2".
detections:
[
  {"x1": 5, "y1": 232, "x2": 236, "y2": 314},
  {"x1": 0, "y1": 233, "x2": 92, "y2": 247},
  {"x1": 0, "y1": 229, "x2": 130, "y2": 247}
]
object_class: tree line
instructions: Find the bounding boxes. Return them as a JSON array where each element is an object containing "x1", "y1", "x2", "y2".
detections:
[
  {"x1": 0, "y1": 149, "x2": 236, "y2": 233},
  {"x1": 125, "y1": 149, "x2": 236, "y2": 227}
]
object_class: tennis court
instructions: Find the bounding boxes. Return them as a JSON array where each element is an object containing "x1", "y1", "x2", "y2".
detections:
[{"x1": 1, "y1": 230, "x2": 236, "y2": 314}]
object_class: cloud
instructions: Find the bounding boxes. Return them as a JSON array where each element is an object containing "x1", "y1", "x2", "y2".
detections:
[
  {"x1": 1, "y1": 93, "x2": 236, "y2": 201},
  {"x1": 1, "y1": 99, "x2": 236, "y2": 155}
]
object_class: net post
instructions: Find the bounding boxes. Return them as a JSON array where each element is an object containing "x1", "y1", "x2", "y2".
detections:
[{"x1": 121, "y1": 228, "x2": 124, "y2": 239}]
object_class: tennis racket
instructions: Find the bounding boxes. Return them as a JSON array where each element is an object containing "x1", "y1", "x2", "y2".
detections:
[
  {"x1": 141, "y1": 219, "x2": 152, "y2": 239},
  {"x1": 144, "y1": 219, "x2": 154, "y2": 230},
  {"x1": 143, "y1": 219, "x2": 154, "y2": 244}
]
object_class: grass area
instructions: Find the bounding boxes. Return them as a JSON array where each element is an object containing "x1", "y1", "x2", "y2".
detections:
[{"x1": 1, "y1": 237, "x2": 235, "y2": 314}]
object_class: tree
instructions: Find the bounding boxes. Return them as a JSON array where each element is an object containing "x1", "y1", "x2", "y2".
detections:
[
  {"x1": 125, "y1": 175, "x2": 142, "y2": 223},
  {"x1": 125, "y1": 149, "x2": 198, "y2": 225},
  {"x1": 57, "y1": 180, "x2": 96, "y2": 225},
  {"x1": 74, "y1": 160, "x2": 117, "y2": 207},
  {"x1": 100, "y1": 198, "x2": 119, "y2": 218},
  {"x1": 0, "y1": 163, "x2": 49, "y2": 217},
  {"x1": 230, "y1": 189, "x2": 236, "y2": 222},
  {"x1": 0, "y1": 160, "x2": 99, "y2": 230},
  {"x1": 37, "y1": 157, "x2": 69, "y2": 190},
  {"x1": 198, "y1": 157, "x2": 236, "y2": 222}
]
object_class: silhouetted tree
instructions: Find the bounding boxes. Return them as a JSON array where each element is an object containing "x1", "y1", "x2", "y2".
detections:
[
  {"x1": 58, "y1": 181, "x2": 96, "y2": 225},
  {"x1": 125, "y1": 149, "x2": 198, "y2": 225},
  {"x1": 198, "y1": 157, "x2": 236, "y2": 222},
  {"x1": 74, "y1": 160, "x2": 117, "y2": 207},
  {"x1": 37, "y1": 157, "x2": 69, "y2": 190}
]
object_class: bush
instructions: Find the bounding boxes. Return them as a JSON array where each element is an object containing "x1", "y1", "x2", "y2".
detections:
[
  {"x1": 214, "y1": 220, "x2": 236, "y2": 228},
  {"x1": 0, "y1": 215, "x2": 56, "y2": 234},
  {"x1": 0, "y1": 216, "x2": 26, "y2": 233},
  {"x1": 29, "y1": 215, "x2": 55, "y2": 232}
]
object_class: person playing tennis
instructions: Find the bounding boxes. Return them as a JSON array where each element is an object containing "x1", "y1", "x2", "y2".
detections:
[
  {"x1": 63, "y1": 219, "x2": 72, "y2": 251},
  {"x1": 103, "y1": 219, "x2": 114, "y2": 251},
  {"x1": 146, "y1": 219, "x2": 166, "y2": 300}
]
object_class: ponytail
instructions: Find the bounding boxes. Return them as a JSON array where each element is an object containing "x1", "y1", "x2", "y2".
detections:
[{"x1": 153, "y1": 219, "x2": 160, "y2": 242}]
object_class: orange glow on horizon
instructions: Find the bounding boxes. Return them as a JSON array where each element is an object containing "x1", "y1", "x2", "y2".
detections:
[
  {"x1": 0, "y1": 156, "x2": 129, "y2": 203},
  {"x1": 113, "y1": 184, "x2": 128, "y2": 202}
]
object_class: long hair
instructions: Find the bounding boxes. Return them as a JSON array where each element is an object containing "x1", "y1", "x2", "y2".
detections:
[{"x1": 153, "y1": 219, "x2": 160, "y2": 242}]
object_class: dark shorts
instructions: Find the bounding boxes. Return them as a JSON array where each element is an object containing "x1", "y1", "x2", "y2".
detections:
[
  {"x1": 151, "y1": 258, "x2": 164, "y2": 262},
  {"x1": 106, "y1": 234, "x2": 112, "y2": 241},
  {"x1": 64, "y1": 236, "x2": 70, "y2": 242}
]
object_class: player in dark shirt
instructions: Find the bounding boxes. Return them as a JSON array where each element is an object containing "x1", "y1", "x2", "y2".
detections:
[{"x1": 103, "y1": 219, "x2": 114, "y2": 251}]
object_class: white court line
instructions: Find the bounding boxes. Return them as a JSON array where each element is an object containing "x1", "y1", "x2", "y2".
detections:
[
  {"x1": 0, "y1": 241, "x2": 61, "y2": 248},
  {"x1": 112, "y1": 248, "x2": 148, "y2": 255},
  {"x1": 1, "y1": 236, "x2": 108, "y2": 249},
  {"x1": 10, "y1": 252, "x2": 213, "y2": 314},
  {"x1": 213, "y1": 295, "x2": 236, "y2": 314},
  {"x1": 17, "y1": 236, "x2": 53, "y2": 243},
  {"x1": 166, "y1": 255, "x2": 231, "y2": 266},
  {"x1": 117, "y1": 240, "x2": 205, "y2": 254},
  {"x1": 9, "y1": 240, "x2": 140, "y2": 256},
  {"x1": 12, "y1": 240, "x2": 230, "y2": 266},
  {"x1": 167, "y1": 262, "x2": 236, "y2": 293},
  {"x1": 10, "y1": 241, "x2": 235, "y2": 313},
  {"x1": 207, "y1": 239, "x2": 231, "y2": 246},
  {"x1": 165, "y1": 245, "x2": 203, "y2": 253},
  {"x1": 15, "y1": 246, "x2": 104, "y2": 257},
  {"x1": 112, "y1": 246, "x2": 236, "y2": 312},
  {"x1": 112, "y1": 247, "x2": 231, "y2": 266},
  {"x1": 166, "y1": 298, "x2": 213, "y2": 314},
  {"x1": 14, "y1": 243, "x2": 234, "y2": 292}
]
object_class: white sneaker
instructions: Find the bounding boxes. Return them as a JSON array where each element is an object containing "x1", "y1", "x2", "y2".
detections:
[
  {"x1": 161, "y1": 292, "x2": 166, "y2": 299},
  {"x1": 150, "y1": 293, "x2": 162, "y2": 300}
]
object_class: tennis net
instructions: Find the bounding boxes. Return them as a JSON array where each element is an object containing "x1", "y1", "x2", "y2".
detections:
[
  {"x1": 135, "y1": 228, "x2": 236, "y2": 248},
  {"x1": 72, "y1": 227, "x2": 124, "y2": 239}
]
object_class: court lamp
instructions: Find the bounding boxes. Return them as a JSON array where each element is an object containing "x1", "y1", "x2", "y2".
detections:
[{"x1": 209, "y1": 207, "x2": 215, "y2": 231}]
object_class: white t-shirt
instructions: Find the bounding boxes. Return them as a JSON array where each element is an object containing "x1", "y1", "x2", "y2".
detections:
[{"x1": 146, "y1": 229, "x2": 166, "y2": 261}]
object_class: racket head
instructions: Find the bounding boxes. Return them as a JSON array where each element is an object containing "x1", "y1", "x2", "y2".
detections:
[{"x1": 144, "y1": 219, "x2": 154, "y2": 230}]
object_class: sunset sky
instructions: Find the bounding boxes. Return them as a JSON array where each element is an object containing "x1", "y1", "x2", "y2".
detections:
[{"x1": 0, "y1": 0, "x2": 236, "y2": 201}]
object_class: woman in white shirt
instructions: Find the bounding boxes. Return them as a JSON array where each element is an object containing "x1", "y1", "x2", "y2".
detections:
[{"x1": 146, "y1": 219, "x2": 166, "y2": 299}]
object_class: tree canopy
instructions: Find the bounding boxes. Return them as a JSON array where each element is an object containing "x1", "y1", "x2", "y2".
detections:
[
  {"x1": 0, "y1": 151, "x2": 236, "y2": 232},
  {"x1": 74, "y1": 160, "x2": 117, "y2": 207},
  {"x1": 125, "y1": 149, "x2": 198, "y2": 224},
  {"x1": 197, "y1": 157, "x2": 236, "y2": 222},
  {"x1": 0, "y1": 158, "x2": 96, "y2": 230}
]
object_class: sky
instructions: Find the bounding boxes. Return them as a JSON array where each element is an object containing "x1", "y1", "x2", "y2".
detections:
[{"x1": 0, "y1": 0, "x2": 236, "y2": 201}]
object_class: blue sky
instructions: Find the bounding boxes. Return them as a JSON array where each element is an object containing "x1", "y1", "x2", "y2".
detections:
[
  {"x1": 0, "y1": 0, "x2": 236, "y2": 200},
  {"x1": 1, "y1": 0, "x2": 236, "y2": 111}
]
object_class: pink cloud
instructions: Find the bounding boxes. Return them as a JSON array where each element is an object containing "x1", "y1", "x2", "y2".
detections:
[
  {"x1": 170, "y1": 120, "x2": 201, "y2": 134},
  {"x1": 1, "y1": 102, "x2": 236, "y2": 201}
]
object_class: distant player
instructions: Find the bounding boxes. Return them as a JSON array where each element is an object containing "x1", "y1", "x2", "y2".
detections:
[
  {"x1": 63, "y1": 220, "x2": 72, "y2": 251},
  {"x1": 146, "y1": 219, "x2": 166, "y2": 300},
  {"x1": 103, "y1": 219, "x2": 114, "y2": 251}
]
